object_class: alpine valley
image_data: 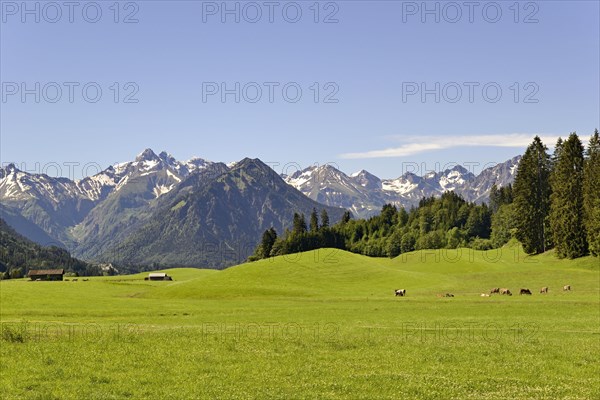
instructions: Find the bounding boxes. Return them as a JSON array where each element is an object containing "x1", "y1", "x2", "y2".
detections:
[{"x1": 0, "y1": 150, "x2": 520, "y2": 270}]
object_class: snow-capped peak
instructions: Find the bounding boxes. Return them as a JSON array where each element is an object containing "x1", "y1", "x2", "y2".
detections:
[
  {"x1": 158, "y1": 151, "x2": 179, "y2": 167},
  {"x1": 350, "y1": 169, "x2": 381, "y2": 190},
  {"x1": 0, "y1": 149, "x2": 218, "y2": 204},
  {"x1": 187, "y1": 157, "x2": 212, "y2": 171},
  {"x1": 135, "y1": 148, "x2": 160, "y2": 163},
  {"x1": 283, "y1": 156, "x2": 522, "y2": 218},
  {"x1": 4, "y1": 163, "x2": 18, "y2": 174}
]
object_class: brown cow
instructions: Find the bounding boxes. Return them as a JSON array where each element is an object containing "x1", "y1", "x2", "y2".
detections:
[
  {"x1": 520, "y1": 288, "x2": 532, "y2": 295},
  {"x1": 500, "y1": 288, "x2": 512, "y2": 296},
  {"x1": 540, "y1": 287, "x2": 548, "y2": 294},
  {"x1": 490, "y1": 287, "x2": 500, "y2": 294},
  {"x1": 563, "y1": 285, "x2": 571, "y2": 291}
]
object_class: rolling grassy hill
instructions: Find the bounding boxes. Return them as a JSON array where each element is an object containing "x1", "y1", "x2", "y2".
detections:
[{"x1": 1, "y1": 246, "x2": 599, "y2": 399}]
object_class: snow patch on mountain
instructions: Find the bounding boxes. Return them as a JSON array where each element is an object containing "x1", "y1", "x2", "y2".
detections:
[
  {"x1": 381, "y1": 178, "x2": 417, "y2": 194},
  {"x1": 166, "y1": 169, "x2": 181, "y2": 182},
  {"x1": 510, "y1": 163, "x2": 518, "y2": 176},
  {"x1": 286, "y1": 170, "x2": 313, "y2": 188},
  {"x1": 114, "y1": 175, "x2": 129, "y2": 192},
  {"x1": 140, "y1": 159, "x2": 159, "y2": 171},
  {"x1": 153, "y1": 184, "x2": 174, "y2": 198}
]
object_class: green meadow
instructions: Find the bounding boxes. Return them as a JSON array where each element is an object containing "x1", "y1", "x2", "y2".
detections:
[{"x1": 1, "y1": 245, "x2": 599, "y2": 399}]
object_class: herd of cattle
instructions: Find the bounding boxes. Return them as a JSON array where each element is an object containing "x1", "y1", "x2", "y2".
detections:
[
  {"x1": 488, "y1": 285, "x2": 571, "y2": 296},
  {"x1": 394, "y1": 285, "x2": 572, "y2": 297}
]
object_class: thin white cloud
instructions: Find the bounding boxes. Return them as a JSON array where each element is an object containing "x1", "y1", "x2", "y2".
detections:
[{"x1": 339, "y1": 134, "x2": 560, "y2": 159}]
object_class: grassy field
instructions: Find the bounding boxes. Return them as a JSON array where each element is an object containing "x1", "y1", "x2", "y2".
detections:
[{"x1": 1, "y1": 244, "x2": 599, "y2": 399}]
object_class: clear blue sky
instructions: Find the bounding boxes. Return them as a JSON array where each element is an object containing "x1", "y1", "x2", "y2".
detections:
[{"x1": 1, "y1": 0, "x2": 599, "y2": 179}]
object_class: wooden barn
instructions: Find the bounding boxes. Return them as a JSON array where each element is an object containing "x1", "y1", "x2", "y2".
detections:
[
  {"x1": 28, "y1": 269, "x2": 65, "y2": 281},
  {"x1": 145, "y1": 272, "x2": 173, "y2": 281}
]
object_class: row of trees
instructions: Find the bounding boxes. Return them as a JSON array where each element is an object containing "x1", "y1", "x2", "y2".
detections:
[
  {"x1": 249, "y1": 209, "x2": 346, "y2": 261},
  {"x1": 513, "y1": 130, "x2": 599, "y2": 258},
  {"x1": 339, "y1": 193, "x2": 495, "y2": 257},
  {"x1": 250, "y1": 130, "x2": 599, "y2": 261},
  {"x1": 250, "y1": 192, "x2": 500, "y2": 261}
]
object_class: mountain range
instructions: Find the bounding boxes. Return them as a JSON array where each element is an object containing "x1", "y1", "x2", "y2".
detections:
[
  {"x1": 284, "y1": 156, "x2": 520, "y2": 218},
  {"x1": 0, "y1": 150, "x2": 519, "y2": 269},
  {"x1": 0, "y1": 150, "x2": 346, "y2": 269}
]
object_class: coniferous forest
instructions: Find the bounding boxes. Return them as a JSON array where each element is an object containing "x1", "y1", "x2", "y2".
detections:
[
  {"x1": 251, "y1": 130, "x2": 600, "y2": 261},
  {"x1": 0, "y1": 219, "x2": 95, "y2": 278}
]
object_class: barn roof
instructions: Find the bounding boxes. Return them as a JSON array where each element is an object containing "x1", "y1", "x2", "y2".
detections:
[
  {"x1": 148, "y1": 272, "x2": 168, "y2": 278},
  {"x1": 28, "y1": 269, "x2": 65, "y2": 276}
]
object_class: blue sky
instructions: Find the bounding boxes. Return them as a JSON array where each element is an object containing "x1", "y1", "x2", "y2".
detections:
[{"x1": 1, "y1": 0, "x2": 599, "y2": 179}]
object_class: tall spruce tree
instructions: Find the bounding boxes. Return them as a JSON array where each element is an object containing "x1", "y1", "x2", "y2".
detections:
[
  {"x1": 341, "y1": 211, "x2": 352, "y2": 224},
  {"x1": 490, "y1": 184, "x2": 514, "y2": 214},
  {"x1": 548, "y1": 137, "x2": 563, "y2": 248},
  {"x1": 551, "y1": 137, "x2": 564, "y2": 168},
  {"x1": 513, "y1": 136, "x2": 552, "y2": 254},
  {"x1": 489, "y1": 184, "x2": 501, "y2": 213},
  {"x1": 260, "y1": 228, "x2": 277, "y2": 258},
  {"x1": 292, "y1": 213, "x2": 307, "y2": 235},
  {"x1": 320, "y1": 209, "x2": 330, "y2": 229},
  {"x1": 583, "y1": 129, "x2": 600, "y2": 256},
  {"x1": 550, "y1": 133, "x2": 587, "y2": 258},
  {"x1": 309, "y1": 208, "x2": 319, "y2": 232}
]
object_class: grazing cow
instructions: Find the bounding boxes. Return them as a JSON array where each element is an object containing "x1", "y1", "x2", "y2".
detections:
[
  {"x1": 490, "y1": 287, "x2": 500, "y2": 294},
  {"x1": 500, "y1": 288, "x2": 512, "y2": 296},
  {"x1": 520, "y1": 288, "x2": 532, "y2": 295},
  {"x1": 540, "y1": 287, "x2": 548, "y2": 294},
  {"x1": 395, "y1": 289, "x2": 406, "y2": 297},
  {"x1": 563, "y1": 285, "x2": 571, "y2": 291},
  {"x1": 445, "y1": 293, "x2": 454, "y2": 297}
]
